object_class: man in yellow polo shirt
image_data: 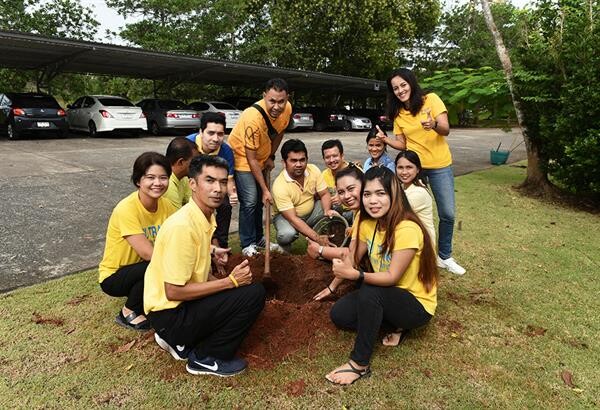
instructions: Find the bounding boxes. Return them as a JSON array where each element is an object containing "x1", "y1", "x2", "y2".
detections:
[
  {"x1": 144, "y1": 155, "x2": 265, "y2": 377},
  {"x1": 272, "y1": 139, "x2": 336, "y2": 252},
  {"x1": 227, "y1": 78, "x2": 292, "y2": 257},
  {"x1": 163, "y1": 137, "x2": 198, "y2": 209}
]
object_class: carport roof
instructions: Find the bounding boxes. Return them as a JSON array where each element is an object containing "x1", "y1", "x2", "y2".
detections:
[{"x1": 0, "y1": 30, "x2": 386, "y2": 96}]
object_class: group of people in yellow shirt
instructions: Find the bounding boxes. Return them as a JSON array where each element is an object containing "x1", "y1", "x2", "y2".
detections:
[{"x1": 97, "y1": 70, "x2": 466, "y2": 383}]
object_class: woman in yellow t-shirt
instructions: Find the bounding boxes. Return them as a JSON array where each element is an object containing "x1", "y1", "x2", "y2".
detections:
[
  {"x1": 377, "y1": 68, "x2": 465, "y2": 275},
  {"x1": 324, "y1": 166, "x2": 438, "y2": 385},
  {"x1": 98, "y1": 152, "x2": 176, "y2": 331},
  {"x1": 394, "y1": 149, "x2": 436, "y2": 249},
  {"x1": 306, "y1": 164, "x2": 364, "y2": 300}
]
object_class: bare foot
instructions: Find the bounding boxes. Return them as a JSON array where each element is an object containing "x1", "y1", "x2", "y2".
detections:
[
  {"x1": 325, "y1": 360, "x2": 370, "y2": 385},
  {"x1": 382, "y1": 332, "x2": 401, "y2": 346}
]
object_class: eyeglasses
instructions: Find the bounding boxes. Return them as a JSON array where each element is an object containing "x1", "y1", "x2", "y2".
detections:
[{"x1": 142, "y1": 174, "x2": 169, "y2": 183}]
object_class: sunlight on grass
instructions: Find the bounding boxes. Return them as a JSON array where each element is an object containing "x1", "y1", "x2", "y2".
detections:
[{"x1": 0, "y1": 163, "x2": 598, "y2": 408}]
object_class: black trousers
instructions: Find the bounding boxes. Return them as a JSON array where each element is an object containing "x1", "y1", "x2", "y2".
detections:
[
  {"x1": 148, "y1": 283, "x2": 265, "y2": 360},
  {"x1": 100, "y1": 261, "x2": 148, "y2": 314},
  {"x1": 214, "y1": 195, "x2": 232, "y2": 248},
  {"x1": 330, "y1": 284, "x2": 432, "y2": 366}
]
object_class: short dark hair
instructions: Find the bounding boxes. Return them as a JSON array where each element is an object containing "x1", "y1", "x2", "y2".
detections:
[
  {"x1": 366, "y1": 127, "x2": 387, "y2": 143},
  {"x1": 201, "y1": 112, "x2": 226, "y2": 131},
  {"x1": 265, "y1": 78, "x2": 289, "y2": 94},
  {"x1": 280, "y1": 138, "x2": 307, "y2": 161},
  {"x1": 188, "y1": 154, "x2": 229, "y2": 179},
  {"x1": 131, "y1": 152, "x2": 171, "y2": 187},
  {"x1": 321, "y1": 139, "x2": 344, "y2": 157},
  {"x1": 165, "y1": 137, "x2": 196, "y2": 165}
]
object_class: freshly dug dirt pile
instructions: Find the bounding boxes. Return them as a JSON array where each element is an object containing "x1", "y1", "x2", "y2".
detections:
[{"x1": 224, "y1": 253, "x2": 354, "y2": 369}]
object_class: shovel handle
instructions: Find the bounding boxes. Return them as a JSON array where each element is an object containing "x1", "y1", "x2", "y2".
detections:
[{"x1": 264, "y1": 169, "x2": 271, "y2": 275}]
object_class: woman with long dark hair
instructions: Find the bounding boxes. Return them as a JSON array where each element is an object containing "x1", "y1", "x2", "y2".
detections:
[
  {"x1": 324, "y1": 167, "x2": 438, "y2": 385},
  {"x1": 377, "y1": 67, "x2": 465, "y2": 275}
]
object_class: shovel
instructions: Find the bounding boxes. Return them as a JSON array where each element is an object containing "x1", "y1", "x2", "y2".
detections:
[{"x1": 262, "y1": 169, "x2": 277, "y2": 293}]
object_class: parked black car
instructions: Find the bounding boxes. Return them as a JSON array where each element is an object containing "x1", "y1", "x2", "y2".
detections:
[{"x1": 0, "y1": 92, "x2": 68, "y2": 140}]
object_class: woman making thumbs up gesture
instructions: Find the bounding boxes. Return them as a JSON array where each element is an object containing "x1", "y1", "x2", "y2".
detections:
[
  {"x1": 377, "y1": 68, "x2": 465, "y2": 275},
  {"x1": 324, "y1": 167, "x2": 438, "y2": 386}
]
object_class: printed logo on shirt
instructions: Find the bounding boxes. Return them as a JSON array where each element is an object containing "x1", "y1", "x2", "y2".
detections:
[{"x1": 143, "y1": 224, "x2": 161, "y2": 242}]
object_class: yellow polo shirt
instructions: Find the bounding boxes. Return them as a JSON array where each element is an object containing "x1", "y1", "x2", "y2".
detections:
[
  {"x1": 358, "y1": 218, "x2": 437, "y2": 315},
  {"x1": 98, "y1": 191, "x2": 176, "y2": 282},
  {"x1": 393, "y1": 93, "x2": 451, "y2": 169},
  {"x1": 143, "y1": 200, "x2": 217, "y2": 314},
  {"x1": 163, "y1": 172, "x2": 191, "y2": 209},
  {"x1": 228, "y1": 99, "x2": 292, "y2": 171},
  {"x1": 272, "y1": 164, "x2": 327, "y2": 217}
]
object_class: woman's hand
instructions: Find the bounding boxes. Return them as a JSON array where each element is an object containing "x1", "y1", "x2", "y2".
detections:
[
  {"x1": 332, "y1": 253, "x2": 359, "y2": 280},
  {"x1": 313, "y1": 284, "x2": 335, "y2": 301},
  {"x1": 374, "y1": 125, "x2": 389, "y2": 145},
  {"x1": 420, "y1": 109, "x2": 435, "y2": 131}
]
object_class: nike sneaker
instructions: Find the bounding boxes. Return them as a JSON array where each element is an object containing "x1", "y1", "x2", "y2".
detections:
[
  {"x1": 186, "y1": 350, "x2": 247, "y2": 377},
  {"x1": 154, "y1": 332, "x2": 191, "y2": 361}
]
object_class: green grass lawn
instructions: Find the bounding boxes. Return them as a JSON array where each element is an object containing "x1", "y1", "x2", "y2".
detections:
[{"x1": 1, "y1": 163, "x2": 599, "y2": 409}]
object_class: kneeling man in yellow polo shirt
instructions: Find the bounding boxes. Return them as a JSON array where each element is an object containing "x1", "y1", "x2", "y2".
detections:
[
  {"x1": 272, "y1": 139, "x2": 337, "y2": 252},
  {"x1": 144, "y1": 155, "x2": 265, "y2": 377}
]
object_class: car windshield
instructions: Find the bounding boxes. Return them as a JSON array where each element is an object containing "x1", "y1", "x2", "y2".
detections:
[
  {"x1": 98, "y1": 98, "x2": 134, "y2": 107},
  {"x1": 12, "y1": 95, "x2": 60, "y2": 108},
  {"x1": 158, "y1": 100, "x2": 187, "y2": 110},
  {"x1": 211, "y1": 102, "x2": 237, "y2": 110}
]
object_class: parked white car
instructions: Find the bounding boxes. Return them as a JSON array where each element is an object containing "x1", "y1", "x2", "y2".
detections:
[
  {"x1": 67, "y1": 95, "x2": 147, "y2": 136},
  {"x1": 188, "y1": 101, "x2": 241, "y2": 130}
]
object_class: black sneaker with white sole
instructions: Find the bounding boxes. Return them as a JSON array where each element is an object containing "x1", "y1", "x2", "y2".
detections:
[
  {"x1": 154, "y1": 332, "x2": 191, "y2": 361},
  {"x1": 186, "y1": 350, "x2": 247, "y2": 377}
]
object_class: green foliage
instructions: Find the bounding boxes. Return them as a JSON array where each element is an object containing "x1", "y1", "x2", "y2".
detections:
[
  {"x1": 515, "y1": 0, "x2": 600, "y2": 195},
  {"x1": 413, "y1": 1, "x2": 529, "y2": 73},
  {"x1": 420, "y1": 67, "x2": 512, "y2": 126}
]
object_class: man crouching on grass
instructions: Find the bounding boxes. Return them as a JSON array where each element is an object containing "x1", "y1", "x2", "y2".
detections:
[{"x1": 144, "y1": 155, "x2": 265, "y2": 376}]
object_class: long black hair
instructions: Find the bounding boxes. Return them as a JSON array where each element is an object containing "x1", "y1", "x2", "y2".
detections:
[{"x1": 386, "y1": 68, "x2": 426, "y2": 119}]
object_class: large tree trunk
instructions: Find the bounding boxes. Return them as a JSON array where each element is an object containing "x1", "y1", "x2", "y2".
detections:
[{"x1": 480, "y1": 0, "x2": 553, "y2": 193}]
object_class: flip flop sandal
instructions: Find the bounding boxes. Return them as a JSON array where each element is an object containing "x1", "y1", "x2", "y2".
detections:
[
  {"x1": 115, "y1": 310, "x2": 151, "y2": 331},
  {"x1": 326, "y1": 361, "x2": 371, "y2": 385}
]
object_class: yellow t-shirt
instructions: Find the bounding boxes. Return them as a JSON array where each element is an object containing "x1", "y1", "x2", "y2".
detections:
[
  {"x1": 358, "y1": 218, "x2": 437, "y2": 315},
  {"x1": 98, "y1": 191, "x2": 176, "y2": 283},
  {"x1": 163, "y1": 172, "x2": 191, "y2": 209},
  {"x1": 393, "y1": 93, "x2": 451, "y2": 169},
  {"x1": 228, "y1": 99, "x2": 292, "y2": 172},
  {"x1": 143, "y1": 200, "x2": 216, "y2": 314},
  {"x1": 272, "y1": 164, "x2": 328, "y2": 217},
  {"x1": 404, "y1": 184, "x2": 436, "y2": 249}
]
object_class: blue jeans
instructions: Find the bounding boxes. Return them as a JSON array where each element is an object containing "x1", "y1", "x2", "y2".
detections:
[
  {"x1": 273, "y1": 200, "x2": 324, "y2": 246},
  {"x1": 422, "y1": 166, "x2": 455, "y2": 259},
  {"x1": 234, "y1": 171, "x2": 264, "y2": 248}
]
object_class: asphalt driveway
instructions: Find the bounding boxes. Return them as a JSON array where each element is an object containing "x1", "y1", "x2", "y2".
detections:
[{"x1": 0, "y1": 128, "x2": 525, "y2": 291}]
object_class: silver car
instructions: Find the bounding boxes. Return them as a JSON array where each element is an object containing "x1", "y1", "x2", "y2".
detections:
[
  {"x1": 287, "y1": 111, "x2": 314, "y2": 130},
  {"x1": 137, "y1": 99, "x2": 200, "y2": 135},
  {"x1": 188, "y1": 101, "x2": 241, "y2": 130}
]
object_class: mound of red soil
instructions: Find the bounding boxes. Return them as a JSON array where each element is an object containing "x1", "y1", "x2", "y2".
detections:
[{"x1": 224, "y1": 253, "x2": 353, "y2": 369}]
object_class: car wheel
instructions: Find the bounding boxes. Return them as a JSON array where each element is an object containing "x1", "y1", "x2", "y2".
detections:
[
  {"x1": 7, "y1": 123, "x2": 20, "y2": 140},
  {"x1": 343, "y1": 121, "x2": 352, "y2": 131},
  {"x1": 150, "y1": 121, "x2": 160, "y2": 136},
  {"x1": 88, "y1": 121, "x2": 97, "y2": 137}
]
